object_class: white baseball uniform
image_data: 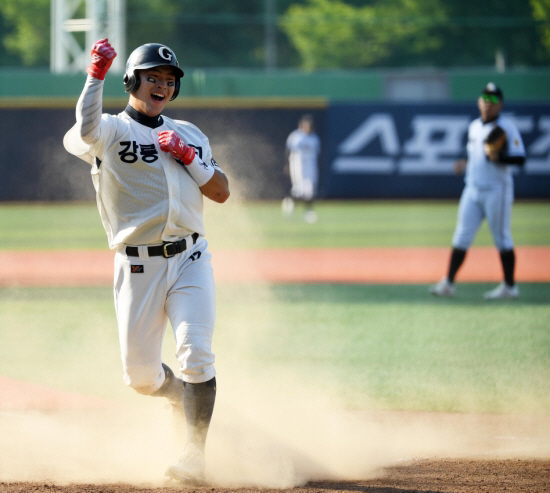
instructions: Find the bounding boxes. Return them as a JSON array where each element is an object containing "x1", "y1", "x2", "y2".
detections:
[
  {"x1": 64, "y1": 77, "x2": 222, "y2": 392},
  {"x1": 286, "y1": 129, "x2": 321, "y2": 201},
  {"x1": 452, "y1": 115, "x2": 526, "y2": 251}
]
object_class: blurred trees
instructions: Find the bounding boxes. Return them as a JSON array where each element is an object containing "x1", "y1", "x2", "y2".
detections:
[
  {"x1": 281, "y1": 0, "x2": 550, "y2": 69},
  {"x1": 0, "y1": 0, "x2": 50, "y2": 65},
  {"x1": 279, "y1": 0, "x2": 446, "y2": 69},
  {"x1": 531, "y1": 0, "x2": 550, "y2": 54},
  {"x1": 125, "y1": 0, "x2": 299, "y2": 68},
  {"x1": 0, "y1": 0, "x2": 548, "y2": 69}
]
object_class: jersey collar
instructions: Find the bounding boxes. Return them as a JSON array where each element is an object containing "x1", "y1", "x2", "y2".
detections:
[
  {"x1": 482, "y1": 114, "x2": 500, "y2": 125},
  {"x1": 124, "y1": 105, "x2": 164, "y2": 129}
]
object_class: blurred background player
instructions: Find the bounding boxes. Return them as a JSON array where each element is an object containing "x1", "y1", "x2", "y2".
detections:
[
  {"x1": 282, "y1": 114, "x2": 321, "y2": 223},
  {"x1": 430, "y1": 83, "x2": 526, "y2": 300}
]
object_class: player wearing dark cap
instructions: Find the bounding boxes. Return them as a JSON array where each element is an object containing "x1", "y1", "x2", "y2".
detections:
[{"x1": 430, "y1": 82, "x2": 526, "y2": 299}]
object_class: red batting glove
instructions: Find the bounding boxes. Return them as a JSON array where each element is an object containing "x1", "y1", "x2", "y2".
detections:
[
  {"x1": 86, "y1": 38, "x2": 117, "y2": 80},
  {"x1": 158, "y1": 131, "x2": 196, "y2": 165}
]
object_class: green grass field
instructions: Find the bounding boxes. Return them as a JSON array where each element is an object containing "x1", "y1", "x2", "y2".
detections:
[
  {"x1": 0, "y1": 201, "x2": 549, "y2": 415},
  {"x1": 0, "y1": 199, "x2": 549, "y2": 249}
]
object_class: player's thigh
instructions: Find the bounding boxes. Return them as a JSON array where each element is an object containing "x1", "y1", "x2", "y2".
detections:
[
  {"x1": 165, "y1": 241, "x2": 216, "y2": 383},
  {"x1": 302, "y1": 164, "x2": 318, "y2": 199},
  {"x1": 452, "y1": 187, "x2": 484, "y2": 249},
  {"x1": 114, "y1": 252, "x2": 169, "y2": 390},
  {"x1": 485, "y1": 185, "x2": 514, "y2": 250},
  {"x1": 302, "y1": 162, "x2": 318, "y2": 183}
]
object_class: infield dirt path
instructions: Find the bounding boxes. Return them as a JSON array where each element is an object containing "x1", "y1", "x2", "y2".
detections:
[
  {"x1": 1, "y1": 246, "x2": 549, "y2": 492},
  {"x1": 0, "y1": 246, "x2": 549, "y2": 286}
]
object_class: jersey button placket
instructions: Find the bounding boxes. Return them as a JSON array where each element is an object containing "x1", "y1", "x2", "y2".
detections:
[{"x1": 155, "y1": 128, "x2": 180, "y2": 234}]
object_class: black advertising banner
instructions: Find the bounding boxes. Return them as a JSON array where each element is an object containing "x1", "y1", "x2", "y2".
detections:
[{"x1": 321, "y1": 103, "x2": 550, "y2": 198}]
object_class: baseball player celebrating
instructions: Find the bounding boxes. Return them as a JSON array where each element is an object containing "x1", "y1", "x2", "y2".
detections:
[
  {"x1": 282, "y1": 114, "x2": 321, "y2": 223},
  {"x1": 430, "y1": 83, "x2": 526, "y2": 299},
  {"x1": 63, "y1": 39, "x2": 229, "y2": 483}
]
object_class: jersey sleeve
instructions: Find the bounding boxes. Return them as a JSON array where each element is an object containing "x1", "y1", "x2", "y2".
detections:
[
  {"x1": 63, "y1": 76, "x2": 120, "y2": 166},
  {"x1": 465, "y1": 120, "x2": 476, "y2": 159},
  {"x1": 501, "y1": 118, "x2": 526, "y2": 157},
  {"x1": 173, "y1": 119, "x2": 224, "y2": 174},
  {"x1": 201, "y1": 132, "x2": 224, "y2": 174},
  {"x1": 64, "y1": 114, "x2": 120, "y2": 166}
]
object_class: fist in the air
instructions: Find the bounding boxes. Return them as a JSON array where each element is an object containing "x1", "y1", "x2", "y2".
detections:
[{"x1": 86, "y1": 38, "x2": 117, "y2": 80}]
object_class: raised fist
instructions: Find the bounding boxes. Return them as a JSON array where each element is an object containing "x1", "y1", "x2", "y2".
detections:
[
  {"x1": 86, "y1": 38, "x2": 117, "y2": 80},
  {"x1": 158, "y1": 131, "x2": 196, "y2": 165}
]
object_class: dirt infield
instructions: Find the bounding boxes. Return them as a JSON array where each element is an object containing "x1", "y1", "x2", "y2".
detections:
[
  {"x1": 1, "y1": 385, "x2": 549, "y2": 492},
  {"x1": 1, "y1": 246, "x2": 549, "y2": 492},
  {"x1": 1, "y1": 459, "x2": 549, "y2": 492},
  {"x1": 1, "y1": 246, "x2": 549, "y2": 286}
]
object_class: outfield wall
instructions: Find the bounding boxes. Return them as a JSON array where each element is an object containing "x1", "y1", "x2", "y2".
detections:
[
  {"x1": 2, "y1": 67, "x2": 550, "y2": 101},
  {"x1": 0, "y1": 105, "x2": 324, "y2": 201},
  {"x1": 0, "y1": 102, "x2": 549, "y2": 201}
]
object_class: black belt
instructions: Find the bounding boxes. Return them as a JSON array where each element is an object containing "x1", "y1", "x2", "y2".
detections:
[{"x1": 126, "y1": 233, "x2": 199, "y2": 258}]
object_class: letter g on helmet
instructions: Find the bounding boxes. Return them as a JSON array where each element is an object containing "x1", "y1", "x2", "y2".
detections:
[{"x1": 123, "y1": 43, "x2": 184, "y2": 100}]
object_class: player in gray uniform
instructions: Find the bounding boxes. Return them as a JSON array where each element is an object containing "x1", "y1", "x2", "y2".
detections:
[
  {"x1": 282, "y1": 114, "x2": 321, "y2": 223},
  {"x1": 430, "y1": 83, "x2": 526, "y2": 299},
  {"x1": 63, "y1": 39, "x2": 230, "y2": 483}
]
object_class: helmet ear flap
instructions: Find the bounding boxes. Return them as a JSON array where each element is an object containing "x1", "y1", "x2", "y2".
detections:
[
  {"x1": 170, "y1": 78, "x2": 180, "y2": 101},
  {"x1": 123, "y1": 71, "x2": 140, "y2": 94}
]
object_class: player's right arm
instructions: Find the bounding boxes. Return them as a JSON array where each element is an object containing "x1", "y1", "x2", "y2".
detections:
[
  {"x1": 453, "y1": 120, "x2": 474, "y2": 174},
  {"x1": 76, "y1": 39, "x2": 117, "y2": 145},
  {"x1": 64, "y1": 39, "x2": 118, "y2": 163}
]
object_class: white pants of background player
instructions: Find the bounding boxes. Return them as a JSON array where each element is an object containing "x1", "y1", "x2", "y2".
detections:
[
  {"x1": 452, "y1": 184, "x2": 514, "y2": 251},
  {"x1": 290, "y1": 158, "x2": 318, "y2": 201},
  {"x1": 114, "y1": 236, "x2": 216, "y2": 393}
]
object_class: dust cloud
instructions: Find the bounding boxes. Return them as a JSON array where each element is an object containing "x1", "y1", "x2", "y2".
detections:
[
  {"x1": 2, "y1": 378, "x2": 549, "y2": 487},
  {"x1": 1, "y1": 171, "x2": 549, "y2": 487}
]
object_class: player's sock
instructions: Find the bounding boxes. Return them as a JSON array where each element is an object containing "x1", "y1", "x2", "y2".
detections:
[
  {"x1": 447, "y1": 248, "x2": 467, "y2": 283},
  {"x1": 153, "y1": 363, "x2": 185, "y2": 404},
  {"x1": 182, "y1": 377, "x2": 216, "y2": 452},
  {"x1": 500, "y1": 249, "x2": 516, "y2": 287}
]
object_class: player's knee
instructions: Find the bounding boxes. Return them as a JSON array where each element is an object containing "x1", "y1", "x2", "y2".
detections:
[
  {"x1": 179, "y1": 354, "x2": 216, "y2": 382},
  {"x1": 177, "y1": 347, "x2": 216, "y2": 383},
  {"x1": 131, "y1": 384, "x2": 158, "y2": 395},
  {"x1": 123, "y1": 364, "x2": 164, "y2": 395},
  {"x1": 452, "y1": 233, "x2": 473, "y2": 251},
  {"x1": 495, "y1": 237, "x2": 514, "y2": 251}
]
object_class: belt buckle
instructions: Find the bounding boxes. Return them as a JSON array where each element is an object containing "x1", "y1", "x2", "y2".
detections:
[{"x1": 163, "y1": 242, "x2": 176, "y2": 258}]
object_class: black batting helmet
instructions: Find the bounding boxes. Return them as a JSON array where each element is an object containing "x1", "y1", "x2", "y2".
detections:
[
  {"x1": 123, "y1": 43, "x2": 184, "y2": 100},
  {"x1": 481, "y1": 82, "x2": 504, "y2": 102}
]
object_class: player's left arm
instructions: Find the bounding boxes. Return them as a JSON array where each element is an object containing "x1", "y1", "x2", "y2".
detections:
[
  {"x1": 194, "y1": 142, "x2": 229, "y2": 204},
  {"x1": 200, "y1": 168, "x2": 230, "y2": 203},
  {"x1": 158, "y1": 129, "x2": 230, "y2": 203},
  {"x1": 494, "y1": 120, "x2": 526, "y2": 166}
]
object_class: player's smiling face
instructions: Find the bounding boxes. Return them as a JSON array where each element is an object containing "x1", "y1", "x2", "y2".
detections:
[{"x1": 129, "y1": 66, "x2": 176, "y2": 117}]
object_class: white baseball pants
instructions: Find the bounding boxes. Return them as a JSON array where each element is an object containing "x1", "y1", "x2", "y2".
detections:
[
  {"x1": 113, "y1": 236, "x2": 216, "y2": 394},
  {"x1": 452, "y1": 184, "x2": 514, "y2": 251},
  {"x1": 290, "y1": 158, "x2": 318, "y2": 201}
]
